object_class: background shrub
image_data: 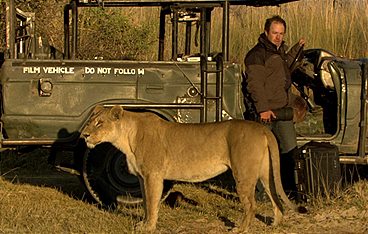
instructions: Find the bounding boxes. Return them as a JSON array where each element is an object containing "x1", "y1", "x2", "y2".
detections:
[{"x1": 0, "y1": 0, "x2": 367, "y2": 61}]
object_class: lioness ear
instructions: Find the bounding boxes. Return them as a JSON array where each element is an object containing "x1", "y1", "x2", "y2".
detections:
[
  {"x1": 109, "y1": 105, "x2": 124, "y2": 121},
  {"x1": 92, "y1": 104, "x2": 105, "y2": 115}
]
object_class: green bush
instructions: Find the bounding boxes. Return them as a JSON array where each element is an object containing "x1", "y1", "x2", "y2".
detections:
[
  {"x1": 1, "y1": 0, "x2": 367, "y2": 61},
  {"x1": 0, "y1": 1, "x2": 6, "y2": 52},
  {"x1": 77, "y1": 7, "x2": 156, "y2": 60}
]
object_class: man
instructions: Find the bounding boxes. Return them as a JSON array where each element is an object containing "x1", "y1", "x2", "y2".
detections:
[{"x1": 244, "y1": 15, "x2": 305, "y2": 198}]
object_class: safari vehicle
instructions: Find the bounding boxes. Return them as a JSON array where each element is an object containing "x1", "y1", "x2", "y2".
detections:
[
  {"x1": 293, "y1": 49, "x2": 367, "y2": 164},
  {"x1": 0, "y1": 0, "x2": 367, "y2": 206}
]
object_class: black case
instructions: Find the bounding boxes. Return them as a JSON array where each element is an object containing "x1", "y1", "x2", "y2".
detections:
[{"x1": 295, "y1": 141, "x2": 342, "y2": 202}]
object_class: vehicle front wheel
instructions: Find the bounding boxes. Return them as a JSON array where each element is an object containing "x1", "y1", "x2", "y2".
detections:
[
  {"x1": 80, "y1": 142, "x2": 172, "y2": 208},
  {"x1": 82, "y1": 142, "x2": 142, "y2": 207}
]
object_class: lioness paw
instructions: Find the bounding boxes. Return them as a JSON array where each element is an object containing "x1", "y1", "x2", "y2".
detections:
[
  {"x1": 134, "y1": 221, "x2": 156, "y2": 233},
  {"x1": 230, "y1": 226, "x2": 249, "y2": 233}
]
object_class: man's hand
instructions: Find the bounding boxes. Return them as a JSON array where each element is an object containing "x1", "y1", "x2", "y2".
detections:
[
  {"x1": 298, "y1": 38, "x2": 305, "y2": 46},
  {"x1": 260, "y1": 110, "x2": 276, "y2": 123}
]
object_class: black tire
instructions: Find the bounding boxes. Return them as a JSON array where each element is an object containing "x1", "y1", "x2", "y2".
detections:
[{"x1": 81, "y1": 142, "x2": 172, "y2": 208}]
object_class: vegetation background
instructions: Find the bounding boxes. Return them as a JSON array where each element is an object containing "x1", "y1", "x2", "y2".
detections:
[{"x1": 0, "y1": 0, "x2": 367, "y2": 61}]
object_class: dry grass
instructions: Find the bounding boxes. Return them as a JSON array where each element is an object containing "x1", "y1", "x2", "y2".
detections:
[
  {"x1": 0, "y1": 178, "x2": 135, "y2": 233},
  {"x1": 216, "y1": 0, "x2": 368, "y2": 63},
  {"x1": 1, "y1": 149, "x2": 368, "y2": 233}
]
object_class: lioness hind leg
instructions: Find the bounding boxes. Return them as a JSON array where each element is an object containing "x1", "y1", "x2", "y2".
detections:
[
  {"x1": 135, "y1": 175, "x2": 164, "y2": 233},
  {"x1": 262, "y1": 184, "x2": 283, "y2": 226},
  {"x1": 259, "y1": 176, "x2": 283, "y2": 226},
  {"x1": 236, "y1": 181, "x2": 257, "y2": 232}
]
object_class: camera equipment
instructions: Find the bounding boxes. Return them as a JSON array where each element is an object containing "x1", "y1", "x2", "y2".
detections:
[{"x1": 272, "y1": 107, "x2": 294, "y2": 121}]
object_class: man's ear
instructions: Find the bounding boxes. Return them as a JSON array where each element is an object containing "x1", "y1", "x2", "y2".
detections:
[{"x1": 109, "y1": 105, "x2": 124, "y2": 121}]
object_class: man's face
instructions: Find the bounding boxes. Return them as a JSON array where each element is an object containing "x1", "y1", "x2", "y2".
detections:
[{"x1": 265, "y1": 22, "x2": 285, "y2": 48}]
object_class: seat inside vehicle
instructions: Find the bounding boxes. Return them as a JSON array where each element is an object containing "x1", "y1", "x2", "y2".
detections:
[{"x1": 293, "y1": 50, "x2": 339, "y2": 137}]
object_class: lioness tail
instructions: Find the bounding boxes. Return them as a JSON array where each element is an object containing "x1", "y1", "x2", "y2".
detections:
[{"x1": 266, "y1": 130, "x2": 308, "y2": 214}]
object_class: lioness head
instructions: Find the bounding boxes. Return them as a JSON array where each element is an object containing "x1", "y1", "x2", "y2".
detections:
[{"x1": 81, "y1": 105, "x2": 124, "y2": 148}]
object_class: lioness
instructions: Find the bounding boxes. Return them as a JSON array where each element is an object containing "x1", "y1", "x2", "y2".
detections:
[{"x1": 81, "y1": 105, "x2": 306, "y2": 232}]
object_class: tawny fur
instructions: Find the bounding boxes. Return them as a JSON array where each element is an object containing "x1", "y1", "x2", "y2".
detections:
[{"x1": 81, "y1": 105, "x2": 303, "y2": 232}]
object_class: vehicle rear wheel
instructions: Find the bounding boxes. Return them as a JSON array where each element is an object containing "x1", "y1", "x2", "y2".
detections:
[{"x1": 81, "y1": 142, "x2": 172, "y2": 208}]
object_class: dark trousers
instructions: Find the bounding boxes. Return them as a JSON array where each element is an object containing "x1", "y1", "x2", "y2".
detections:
[{"x1": 280, "y1": 148, "x2": 299, "y2": 198}]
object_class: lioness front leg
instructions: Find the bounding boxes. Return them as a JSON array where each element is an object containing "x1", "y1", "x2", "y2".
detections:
[{"x1": 136, "y1": 174, "x2": 164, "y2": 233}]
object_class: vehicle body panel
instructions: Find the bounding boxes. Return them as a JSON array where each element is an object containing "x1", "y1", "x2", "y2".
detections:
[{"x1": 0, "y1": 59, "x2": 243, "y2": 142}]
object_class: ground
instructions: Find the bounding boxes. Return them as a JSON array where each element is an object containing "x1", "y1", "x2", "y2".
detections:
[{"x1": 0, "y1": 149, "x2": 367, "y2": 233}]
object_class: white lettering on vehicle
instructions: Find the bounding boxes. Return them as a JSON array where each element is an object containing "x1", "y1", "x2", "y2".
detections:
[
  {"x1": 113, "y1": 68, "x2": 136, "y2": 75},
  {"x1": 97, "y1": 67, "x2": 112, "y2": 74},
  {"x1": 22, "y1": 66, "x2": 144, "y2": 76},
  {"x1": 84, "y1": 67, "x2": 95, "y2": 74},
  {"x1": 23, "y1": 67, "x2": 41, "y2": 74},
  {"x1": 23, "y1": 66, "x2": 74, "y2": 74},
  {"x1": 42, "y1": 67, "x2": 75, "y2": 74},
  {"x1": 138, "y1": 68, "x2": 145, "y2": 75}
]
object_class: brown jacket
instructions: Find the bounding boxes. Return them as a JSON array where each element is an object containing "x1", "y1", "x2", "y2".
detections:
[{"x1": 244, "y1": 33, "x2": 303, "y2": 113}]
